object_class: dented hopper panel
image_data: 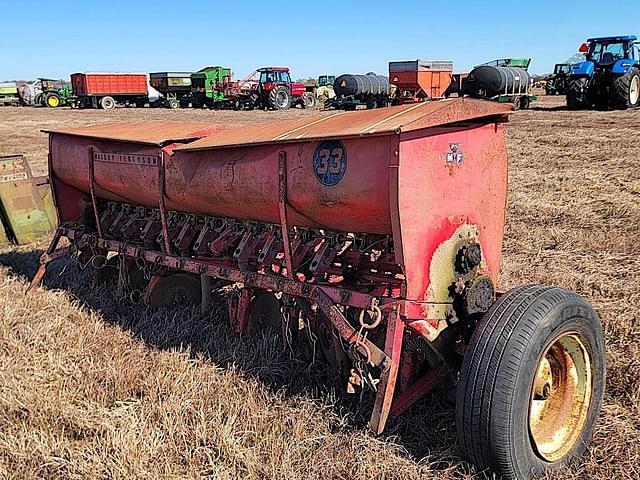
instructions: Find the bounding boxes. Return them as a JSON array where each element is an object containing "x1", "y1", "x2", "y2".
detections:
[
  {"x1": 43, "y1": 122, "x2": 220, "y2": 146},
  {"x1": 177, "y1": 98, "x2": 510, "y2": 151}
]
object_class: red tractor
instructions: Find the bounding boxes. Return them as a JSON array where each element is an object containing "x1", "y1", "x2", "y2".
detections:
[{"x1": 216, "y1": 67, "x2": 316, "y2": 110}]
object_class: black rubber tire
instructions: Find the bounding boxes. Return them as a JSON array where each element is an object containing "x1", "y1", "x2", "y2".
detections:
[
  {"x1": 302, "y1": 92, "x2": 316, "y2": 109},
  {"x1": 456, "y1": 285, "x2": 605, "y2": 479},
  {"x1": 520, "y1": 96, "x2": 530, "y2": 110},
  {"x1": 566, "y1": 78, "x2": 590, "y2": 109},
  {"x1": 147, "y1": 273, "x2": 201, "y2": 307},
  {"x1": 100, "y1": 96, "x2": 116, "y2": 110},
  {"x1": 366, "y1": 96, "x2": 378, "y2": 109},
  {"x1": 268, "y1": 86, "x2": 291, "y2": 110},
  {"x1": 45, "y1": 92, "x2": 62, "y2": 108},
  {"x1": 378, "y1": 96, "x2": 389, "y2": 108},
  {"x1": 611, "y1": 67, "x2": 640, "y2": 109},
  {"x1": 512, "y1": 96, "x2": 521, "y2": 111},
  {"x1": 168, "y1": 98, "x2": 179, "y2": 109}
]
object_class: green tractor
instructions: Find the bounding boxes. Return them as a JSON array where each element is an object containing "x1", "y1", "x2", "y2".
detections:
[
  {"x1": 35, "y1": 78, "x2": 74, "y2": 108},
  {"x1": 545, "y1": 63, "x2": 571, "y2": 95}
]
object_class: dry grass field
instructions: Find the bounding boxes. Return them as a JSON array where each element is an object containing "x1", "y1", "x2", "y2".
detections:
[{"x1": 0, "y1": 97, "x2": 638, "y2": 479}]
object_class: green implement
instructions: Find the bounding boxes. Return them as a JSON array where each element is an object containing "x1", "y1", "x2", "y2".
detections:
[
  {"x1": 0, "y1": 82, "x2": 19, "y2": 106},
  {"x1": 0, "y1": 155, "x2": 56, "y2": 245},
  {"x1": 191, "y1": 66, "x2": 232, "y2": 107}
]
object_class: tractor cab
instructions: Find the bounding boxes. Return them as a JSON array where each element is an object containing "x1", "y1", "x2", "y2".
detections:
[
  {"x1": 318, "y1": 75, "x2": 336, "y2": 87},
  {"x1": 568, "y1": 35, "x2": 640, "y2": 109},
  {"x1": 257, "y1": 67, "x2": 292, "y2": 89},
  {"x1": 581, "y1": 36, "x2": 637, "y2": 66}
]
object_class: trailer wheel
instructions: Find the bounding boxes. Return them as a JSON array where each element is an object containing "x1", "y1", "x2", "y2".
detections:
[
  {"x1": 456, "y1": 285, "x2": 605, "y2": 479},
  {"x1": 45, "y1": 93, "x2": 61, "y2": 108},
  {"x1": 366, "y1": 96, "x2": 378, "y2": 109},
  {"x1": 378, "y1": 97, "x2": 389, "y2": 108},
  {"x1": 100, "y1": 96, "x2": 116, "y2": 110},
  {"x1": 520, "y1": 96, "x2": 530, "y2": 110},
  {"x1": 611, "y1": 67, "x2": 640, "y2": 109},
  {"x1": 167, "y1": 98, "x2": 179, "y2": 109},
  {"x1": 512, "y1": 96, "x2": 521, "y2": 111},
  {"x1": 147, "y1": 273, "x2": 201, "y2": 307},
  {"x1": 269, "y1": 86, "x2": 291, "y2": 110}
]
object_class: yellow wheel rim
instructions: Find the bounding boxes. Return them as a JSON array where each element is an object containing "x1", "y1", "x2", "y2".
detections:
[
  {"x1": 48, "y1": 96, "x2": 59, "y2": 107},
  {"x1": 529, "y1": 332, "x2": 592, "y2": 462}
]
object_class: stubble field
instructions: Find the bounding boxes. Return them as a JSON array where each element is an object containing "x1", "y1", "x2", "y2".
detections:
[{"x1": 0, "y1": 97, "x2": 638, "y2": 479}]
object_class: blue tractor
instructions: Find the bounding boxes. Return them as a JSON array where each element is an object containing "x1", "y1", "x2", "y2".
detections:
[{"x1": 567, "y1": 35, "x2": 640, "y2": 109}]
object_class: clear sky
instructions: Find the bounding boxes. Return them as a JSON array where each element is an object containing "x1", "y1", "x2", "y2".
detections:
[{"x1": 2, "y1": 0, "x2": 638, "y2": 81}]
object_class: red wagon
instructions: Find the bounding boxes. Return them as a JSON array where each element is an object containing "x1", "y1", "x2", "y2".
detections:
[{"x1": 71, "y1": 72, "x2": 149, "y2": 109}]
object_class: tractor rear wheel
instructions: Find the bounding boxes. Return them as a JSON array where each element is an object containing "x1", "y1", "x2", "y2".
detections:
[
  {"x1": 611, "y1": 67, "x2": 640, "y2": 109},
  {"x1": 100, "y1": 96, "x2": 116, "y2": 110},
  {"x1": 45, "y1": 93, "x2": 61, "y2": 108},
  {"x1": 567, "y1": 78, "x2": 590, "y2": 109},
  {"x1": 269, "y1": 86, "x2": 291, "y2": 110},
  {"x1": 456, "y1": 285, "x2": 605, "y2": 479}
]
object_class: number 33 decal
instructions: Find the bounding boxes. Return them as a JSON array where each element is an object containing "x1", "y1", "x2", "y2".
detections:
[{"x1": 313, "y1": 140, "x2": 347, "y2": 186}]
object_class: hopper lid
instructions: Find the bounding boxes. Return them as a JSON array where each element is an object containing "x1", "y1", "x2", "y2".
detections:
[
  {"x1": 43, "y1": 121, "x2": 220, "y2": 146},
  {"x1": 176, "y1": 98, "x2": 510, "y2": 152}
]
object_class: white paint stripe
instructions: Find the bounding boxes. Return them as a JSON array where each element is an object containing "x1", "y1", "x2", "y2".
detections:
[{"x1": 272, "y1": 113, "x2": 343, "y2": 140}]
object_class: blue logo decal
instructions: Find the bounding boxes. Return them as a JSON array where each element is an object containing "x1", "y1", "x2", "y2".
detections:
[{"x1": 313, "y1": 140, "x2": 347, "y2": 186}]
